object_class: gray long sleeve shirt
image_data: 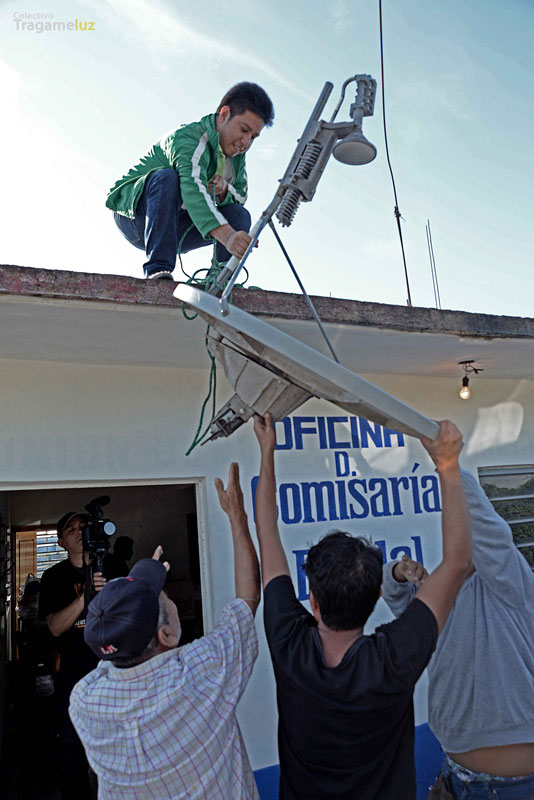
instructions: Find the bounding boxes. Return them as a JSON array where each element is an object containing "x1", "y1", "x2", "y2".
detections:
[{"x1": 381, "y1": 470, "x2": 534, "y2": 753}]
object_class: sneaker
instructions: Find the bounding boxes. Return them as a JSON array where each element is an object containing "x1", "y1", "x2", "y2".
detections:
[{"x1": 147, "y1": 270, "x2": 174, "y2": 281}]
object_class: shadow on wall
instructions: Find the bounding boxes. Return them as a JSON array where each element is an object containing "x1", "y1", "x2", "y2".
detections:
[
  {"x1": 466, "y1": 401, "x2": 524, "y2": 458},
  {"x1": 253, "y1": 722, "x2": 443, "y2": 800}
]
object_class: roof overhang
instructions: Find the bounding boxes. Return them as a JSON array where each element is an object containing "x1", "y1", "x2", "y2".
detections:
[{"x1": 1, "y1": 265, "x2": 533, "y2": 379}]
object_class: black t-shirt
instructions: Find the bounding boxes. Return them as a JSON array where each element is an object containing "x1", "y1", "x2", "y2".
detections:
[
  {"x1": 39, "y1": 558, "x2": 98, "y2": 685},
  {"x1": 263, "y1": 575, "x2": 438, "y2": 800}
]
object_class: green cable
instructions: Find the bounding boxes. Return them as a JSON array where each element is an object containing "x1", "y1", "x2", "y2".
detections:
[
  {"x1": 181, "y1": 184, "x2": 250, "y2": 454},
  {"x1": 185, "y1": 325, "x2": 218, "y2": 456}
]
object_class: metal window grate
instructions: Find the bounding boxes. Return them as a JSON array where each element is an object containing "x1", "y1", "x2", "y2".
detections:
[
  {"x1": 36, "y1": 529, "x2": 65, "y2": 577},
  {"x1": 478, "y1": 466, "x2": 534, "y2": 569}
]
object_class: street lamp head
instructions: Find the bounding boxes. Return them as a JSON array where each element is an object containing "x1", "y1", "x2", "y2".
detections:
[{"x1": 333, "y1": 130, "x2": 377, "y2": 165}]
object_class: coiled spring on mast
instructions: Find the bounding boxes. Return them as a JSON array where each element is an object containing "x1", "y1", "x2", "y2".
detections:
[{"x1": 276, "y1": 140, "x2": 323, "y2": 227}]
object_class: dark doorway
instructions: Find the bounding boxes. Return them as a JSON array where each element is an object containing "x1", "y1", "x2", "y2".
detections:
[{"x1": 4, "y1": 481, "x2": 203, "y2": 799}]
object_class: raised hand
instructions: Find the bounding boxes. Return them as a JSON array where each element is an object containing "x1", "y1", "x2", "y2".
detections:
[
  {"x1": 253, "y1": 412, "x2": 276, "y2": 454},
  {"x1": 151, "y1": 545, "x2": 170, "y2": 572},
  {"x1": 214, "y1": 462, "x2": 246, "y2": 521},
  {"x1": 421, "y1": 420, "x2": 463, "y2": 472},
  {"x1": 393, "y1": 554, "x2": 428, "y2": 586}
]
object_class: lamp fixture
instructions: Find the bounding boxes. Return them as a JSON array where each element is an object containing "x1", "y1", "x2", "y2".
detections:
[
  {"x1": 458, "y1": 360, "x2": 483, "y2": 400},
  {"x1": 210, "y1": 74, "x2": 378, "y2": 309}
]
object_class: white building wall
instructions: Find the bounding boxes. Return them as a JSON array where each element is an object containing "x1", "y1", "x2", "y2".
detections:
[{"x1": 1, "y1": 357, "x2": 533, "y2": 770}]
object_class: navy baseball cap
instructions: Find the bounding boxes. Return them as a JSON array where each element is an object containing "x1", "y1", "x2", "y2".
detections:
[{"x1": 84, "y1": 559, "x2": 167, "y2": 660}]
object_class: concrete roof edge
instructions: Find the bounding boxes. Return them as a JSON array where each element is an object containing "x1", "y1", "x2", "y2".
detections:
[{"x1": 1, "y1": 264, "x2": 533, "y2": 340}]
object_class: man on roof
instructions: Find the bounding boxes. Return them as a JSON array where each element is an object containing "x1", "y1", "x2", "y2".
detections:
[{"x1": 107, "y1": 82, "x2": 274, "y2": 281}]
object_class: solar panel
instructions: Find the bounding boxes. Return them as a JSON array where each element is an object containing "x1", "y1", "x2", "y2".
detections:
[{"x1": 174, "y1": 284, "x2": 439, "y2": 443}]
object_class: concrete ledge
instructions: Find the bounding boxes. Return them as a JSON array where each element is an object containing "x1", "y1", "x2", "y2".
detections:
[{"x1": 1, "y1": 264, "x2": 533, "y2": 340}]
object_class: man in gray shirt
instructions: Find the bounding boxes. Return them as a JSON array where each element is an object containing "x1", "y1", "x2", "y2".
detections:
[{"x1": 382, "y1": 470, "x2": 534, "y2": 798}]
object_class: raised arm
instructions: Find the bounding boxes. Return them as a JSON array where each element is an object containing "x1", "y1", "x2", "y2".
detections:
[
  {"x1": 215, "y1": 462, "x2": 261, "y2": 615},
  {"x1": 416, "y1": 420, "x2": 473, "y2": 633},
  {"x1": 253, "y1": 413, "x2": 291, "y2": 589},
  {"x1": 461, "y1": 469, "x2": 534, "y2": 605}
]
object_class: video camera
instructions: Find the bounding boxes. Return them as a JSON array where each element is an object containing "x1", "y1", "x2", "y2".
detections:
[{"x1": 83, "y1": 495, "x2": 116, "y2": 594}]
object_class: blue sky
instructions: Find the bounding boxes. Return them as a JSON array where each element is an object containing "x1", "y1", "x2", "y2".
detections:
[{"x1": 1, "y1": 0, "x2": 532, "y2": 316}]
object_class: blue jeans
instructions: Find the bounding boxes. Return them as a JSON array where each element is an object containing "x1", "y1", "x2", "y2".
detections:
[
  {"x1": 114, "y1": 169, "x2": 251, "y2": 277},
  {"x1": 441, "y1": 756, "x2": 534, "y2": 799}
]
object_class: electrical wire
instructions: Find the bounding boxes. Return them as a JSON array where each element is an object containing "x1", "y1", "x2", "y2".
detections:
[
  {"x1": 268, "y1": 220, "x2": 340, "y2": 363},
  {"x1": 378, "y1": 0, "x2": 413, "y2": 307}
]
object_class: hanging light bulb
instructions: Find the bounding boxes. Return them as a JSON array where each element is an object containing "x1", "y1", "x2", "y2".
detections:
[
  {"x1": 459, "y1": 376, "x2": 471, "y2": 400},
  {"x1": 457, "y1": 360, "x2": 483, "y2": 400}
]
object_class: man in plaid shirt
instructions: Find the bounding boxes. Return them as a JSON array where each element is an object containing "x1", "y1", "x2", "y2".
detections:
[{"x1": 69, "y1": 463, "x2": 260, "y2": 799}]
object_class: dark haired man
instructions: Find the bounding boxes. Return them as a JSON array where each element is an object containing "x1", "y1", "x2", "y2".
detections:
[
  {"x1": 69, "y1": 464, "x2": 261, "y2": 799},
  {"x1": 252, "y1": 413, "x2": 472, "y2": 800},
  {"x1": 107, "y1": 82, "x2": 274, "y2": 280},
  {"x1": 39, "y1": 511, "x2": 106, "y2": 800}
]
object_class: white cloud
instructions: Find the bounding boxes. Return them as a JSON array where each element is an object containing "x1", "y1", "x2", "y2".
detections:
[
  {"x1": 0, "y1": 57, "x2": 103, "y2": 173},
  {"x1": 398, "y1": 75, "x2": 473, "y2": 122},
  {"x1": 93, "y1": 0, "x2": 308, "y2": 98},
  {"x1": 330, "y1": 1, "x2": 352, "y2": 35},
  {"x1": 0, "y1": 59, "x2": 21, "y2": 110},
  {"x1": 361, "y1": 240, "x2": 402, "y2": 261},
  {"x1": 255, "y1": 144, "x2": 276, "y2": 161}
]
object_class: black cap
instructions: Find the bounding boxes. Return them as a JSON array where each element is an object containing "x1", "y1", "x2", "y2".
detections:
[{"x1": 56, "y1": 512, "x2": 88, "y2": 537}]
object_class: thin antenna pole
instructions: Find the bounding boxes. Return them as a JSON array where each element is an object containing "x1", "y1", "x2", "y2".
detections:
[
  {"x1": 426, "y1": 220, "x2": 441, "y2": 309},
  {"x1": 427, "y1": 221, "x2": 441, "y2": 309},
  {"x1": 426, "y1": 222, "x2": 438, "y2": 308}
]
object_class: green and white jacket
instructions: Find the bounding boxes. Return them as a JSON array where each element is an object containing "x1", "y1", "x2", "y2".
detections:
[{"x1": 106, "y1": 114, "x2": 248, "y2": 238}]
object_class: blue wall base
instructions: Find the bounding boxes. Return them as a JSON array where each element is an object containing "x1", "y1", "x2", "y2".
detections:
[
  {"x1": 254, "y1": 763, "x2": 280, "y2": 799},
  {"x1": 414, "y1": 723, "x2": 443, "y2": 798}
]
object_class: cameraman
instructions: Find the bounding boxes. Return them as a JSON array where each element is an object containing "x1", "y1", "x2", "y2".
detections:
[{"x1": 39, "y1": 511, "x2": 106, "y2": 800}]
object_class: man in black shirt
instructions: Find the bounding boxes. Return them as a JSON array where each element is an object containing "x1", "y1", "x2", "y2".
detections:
[
  {"x1": 103, "y1": 535, "x2": 134, "y2": 579},
  {"x1": 39, "y1": 511, "x2": 106, "y2": 800},
  {"x1": 252, "y1": 413, "x2": 472, "y2": 800}
]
